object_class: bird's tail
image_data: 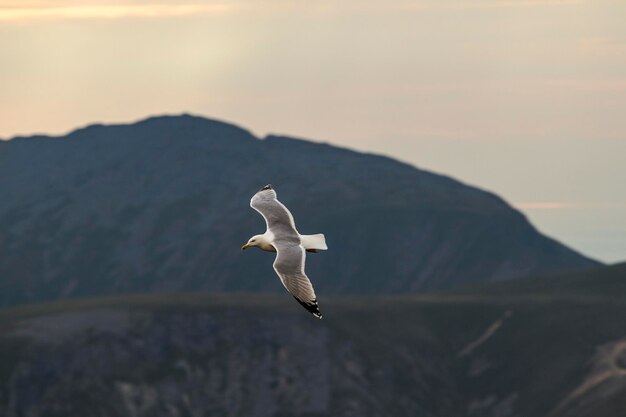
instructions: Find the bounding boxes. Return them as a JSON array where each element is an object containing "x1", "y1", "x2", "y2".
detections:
[{"x1": 301, "y1": 233, "x2": 328, "y2": 251}]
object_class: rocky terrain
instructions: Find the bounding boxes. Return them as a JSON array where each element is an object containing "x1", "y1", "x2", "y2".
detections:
[
  {"x1": 0, "y1": 114, "x2": 598, "y2": 306},
  {"x1": 0, "y1": 263, "x2": 624, "y2": 417}
]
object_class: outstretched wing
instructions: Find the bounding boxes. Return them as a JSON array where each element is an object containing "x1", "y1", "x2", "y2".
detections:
[
  {"x1": 250, "y1": 185, "x2": 299, "y2": 240},
  {"x1": 273, "y1": 243, "x2": 322, "y2": 319}
]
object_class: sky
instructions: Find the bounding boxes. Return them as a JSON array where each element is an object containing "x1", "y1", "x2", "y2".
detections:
[{"x1": 1, "y1": 0, "x2": 625, "y2": 262}]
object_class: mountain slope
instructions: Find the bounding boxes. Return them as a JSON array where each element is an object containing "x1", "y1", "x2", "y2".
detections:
[
  {"x1": 0, "y1": 263, "x2": 624, "y2": 417},
  {"x1": 0, "y1": 114, "x2": 599, "y2": 306}
]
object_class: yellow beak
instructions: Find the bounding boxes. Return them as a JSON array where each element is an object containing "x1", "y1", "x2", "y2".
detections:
[{"x1": 241, "y1": 243, "x2": 250, "y2": 251}]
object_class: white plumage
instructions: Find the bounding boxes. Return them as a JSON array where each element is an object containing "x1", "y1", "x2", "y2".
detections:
[{"x1": 241, "y1": 185, "x2": 326, "y2": 318}]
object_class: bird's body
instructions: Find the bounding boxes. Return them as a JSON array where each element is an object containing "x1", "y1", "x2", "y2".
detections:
[
  {"x1": 245, "y1": 232, "x2": 327, "y2": 253},
  {"x1": 241, "y1": 185, "x2": 326, "y2": 318}
]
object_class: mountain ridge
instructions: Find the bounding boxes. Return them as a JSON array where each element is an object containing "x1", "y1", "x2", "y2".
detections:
[{"x1": 0, "y1": 114, "x2": 599, "y2": 307}]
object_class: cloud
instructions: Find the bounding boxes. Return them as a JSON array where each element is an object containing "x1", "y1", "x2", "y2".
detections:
[
  {"x1": 0, "y1": 3, "x2": 232, "y2": 21},
  {"x1": 363, "y1": 0, "x2": 586, "y2": 12},
  {"x1": 471, "y1": 0, "x2": 584, "y2": 8},
  {"x1": 513, "y1": 202, "x2": 626, "y2": 210},
  {"x1": 0, "y1": 0, "x2": 589, "y2": 22}
]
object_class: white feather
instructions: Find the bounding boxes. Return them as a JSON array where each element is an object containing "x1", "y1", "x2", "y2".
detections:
[{"x1": 300, "y1": 234, "x2": 328, "y2": 251}]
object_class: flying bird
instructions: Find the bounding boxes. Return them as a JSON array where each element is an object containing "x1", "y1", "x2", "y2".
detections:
[{"x1": 241, "y1": 184, "x2": 327, "y2": 318}]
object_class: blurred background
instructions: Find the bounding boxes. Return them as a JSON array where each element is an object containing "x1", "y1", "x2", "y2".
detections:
[{"x1": 0, "y1": 1, "x2": 625, "y2": 416}]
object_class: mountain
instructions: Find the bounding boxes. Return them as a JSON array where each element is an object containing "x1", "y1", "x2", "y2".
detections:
[
  {"x1": 0, "y1": 114, "x2": 598, "y2": 306},
  {"x1": 0, "y1": 263, "x2": 624, "y2": 417}
]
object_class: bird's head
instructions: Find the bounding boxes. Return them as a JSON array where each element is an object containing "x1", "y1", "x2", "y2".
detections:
[{"x1": 241, "y1": 234, "x2": 264, "y2": 251}]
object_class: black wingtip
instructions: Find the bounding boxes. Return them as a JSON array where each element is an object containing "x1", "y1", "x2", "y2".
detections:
[
  {"x1": 293, "y1": 296, "x2": 322, "y2": 319},
  {"x1": 260, "y1": 184, "x2": 273, "y2": 191}
]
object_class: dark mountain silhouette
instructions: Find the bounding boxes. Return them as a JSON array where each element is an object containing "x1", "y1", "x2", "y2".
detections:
[
  {"x1": 0, "y1": 114, "x2": 599, "y2": 306},
  {"x1": 0, "y1": 263, "x2": 624, "y2": 417}
]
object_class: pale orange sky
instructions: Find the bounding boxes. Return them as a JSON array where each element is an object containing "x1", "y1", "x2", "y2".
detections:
[{"x1": 1, "y1": 0, "x2": 625, "y2": 261}]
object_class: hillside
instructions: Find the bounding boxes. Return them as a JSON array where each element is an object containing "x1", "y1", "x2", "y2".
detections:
[
  {"x1": 0, "y1": 114, "x2": 599, "y2": 306},
  {"x1": 0, "y1": 263, "x2": 624, "y2": 417}
]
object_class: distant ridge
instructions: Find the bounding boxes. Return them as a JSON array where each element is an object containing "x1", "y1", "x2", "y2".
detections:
[
  {"x1": 0, "y1": 263, "x2": 623, "y2": 417},
  {"x1": 0, "y1": 114, "x2": 599, "y2": 306}
]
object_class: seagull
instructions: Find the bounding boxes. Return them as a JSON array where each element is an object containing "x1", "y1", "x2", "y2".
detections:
[{"x1": 241, "y1": 184, "x2": 327, "y2": 318}]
